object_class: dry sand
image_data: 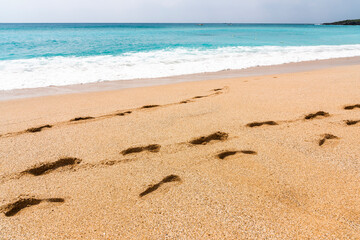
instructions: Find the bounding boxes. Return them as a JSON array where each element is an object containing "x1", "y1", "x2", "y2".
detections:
[{"x1": 0, "y1": 65, "x2": 360, "y2": 239}]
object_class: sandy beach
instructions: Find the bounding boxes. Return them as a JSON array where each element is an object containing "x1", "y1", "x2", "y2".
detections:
[{"x1": 1, "y1": 64, "x2": 360, "y2": 239}]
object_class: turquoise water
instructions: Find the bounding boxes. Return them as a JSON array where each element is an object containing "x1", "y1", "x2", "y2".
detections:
[
  {"x1": 2, "y1": 23, "x2": 360, "y2": 60},
  {"x1": 1, "y1": 23, "x2": 360, "y2": 90}
]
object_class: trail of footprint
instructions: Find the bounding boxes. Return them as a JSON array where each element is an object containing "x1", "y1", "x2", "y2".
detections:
[
  {"x1": 0, "y1": 197, "x2": 65, "y2": 217},
  {"x1": 1, "y1": 88, "x2": 226, "y2": 138},
  {"x1": 245, "y1": 111, "x2": 333, "y2": 131},
  {"x1": 189, "y1": 132, "x2": 228, "y2": 145},
  {"x1": 217, "y1": 150, "x2": 257, "y2": 159},
  {"x1": 344, "y1": 104, "x2": 360, "y2": 110},
  {"x1": 139, "y1": 175, "x2": 181, "y2": 197},
  {"x1": 304, "y1": 111, "x2": 330, "y2": 120},
  {"x1": 121, "y1": 144, "x2": 161, "y2": 155},
  {"x1": 246, "y1": 121, "x2": 278, "y2": 128},
  {"x1": 318, "y1": 134, "x2": 339, "y2": 146}
]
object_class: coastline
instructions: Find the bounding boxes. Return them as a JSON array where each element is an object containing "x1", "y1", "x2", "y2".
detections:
[
  {"x1": 1, "y1": 56, "x2": 360, "y2": 101},
  {"x1": 1, "y1": 63, "x2": 360, "y2": 238}
]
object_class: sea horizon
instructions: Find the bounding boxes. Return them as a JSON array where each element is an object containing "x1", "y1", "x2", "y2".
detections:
[{"x1": 0, "y1": 22, "x2": 320, "y2": 24}]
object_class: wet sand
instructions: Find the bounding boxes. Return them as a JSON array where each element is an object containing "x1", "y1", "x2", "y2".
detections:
[
  {"x1": 1, "y1": 56, "x2": 360, "y2": 101},
  {"x1": 0, "y1": 64, "x2": 360, "y2": 239}
]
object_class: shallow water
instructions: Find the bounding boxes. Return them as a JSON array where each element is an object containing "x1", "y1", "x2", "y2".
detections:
[{"x1": 1, "y1": 23, "x2": 360, "y2": 90}]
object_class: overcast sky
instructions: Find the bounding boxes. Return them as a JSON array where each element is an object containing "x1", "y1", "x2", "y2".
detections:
[{"x1": 1, "y1": 0, "x2": 359, "y2": 23}]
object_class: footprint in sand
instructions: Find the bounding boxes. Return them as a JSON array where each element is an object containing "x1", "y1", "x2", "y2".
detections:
[
  {"x1": 0, "y1": 157, "x2": 137, "y2": 184},
  {"x1": 26, "y1": 124, "x2": 52, "y2": 133},
  {"x1": 345, "y1": 120, "x2": 360, "y2": 126},
  {"x1": 212, "y1": 88, "x2": 223, "y2": 92},
  {"x1": 344, "y1": 104, "x2": 360, "y2": 110},
  {"x1": 318, "y1": 134, "x2": 339, "y2": 146},
  {"x1": 0, "y1": 197, "x2": 65, "y2": 217},
  {"x1": 217, "y1": 150, "x2": 257, "y2": 159},
  {"x1": 246, "y1": 121, "x2": 278, "y2": 128},
  {"x1": 70, "y1": 116, "x2": 94, "y2": 122},
  {"x1": 190, "y1": 132, "x2": 228, "y2": 145},
  {"x1": 179, "y1": 88, "x2": 224, "y2": 104},
  {"x1": 139, "y1": 175, "x2": 181, "y2": 197},
  {"x1": 121, "y1": 144, "x2": 161, "y2": 155},
  {"x1": 116, "y1": 111, "x2": 132, "y2": 116},
  {"x1": 22, "y1": 157, "x2": 82, "y2": 176},
  {"x1": 192, "y1": 96, "x2": 206, "y2": 99},
  {"x1": 304, "y1": 111, "x2": 330, "y2": 120},
  {"x1": 141, "y1": 105, "x2": 160, "y2": 109}
]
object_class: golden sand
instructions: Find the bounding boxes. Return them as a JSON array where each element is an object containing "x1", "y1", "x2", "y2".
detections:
[{"x1": 0, "y1": 65, "x2": 360, "y2": 239}]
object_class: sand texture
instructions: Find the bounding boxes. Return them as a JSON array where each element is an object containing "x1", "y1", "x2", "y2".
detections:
[{"x1": 0, "y1": 65, "x2": 360, "y2": 239}]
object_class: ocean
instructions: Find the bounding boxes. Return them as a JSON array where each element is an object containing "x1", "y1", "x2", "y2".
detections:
[{"x1": 1, "y1": 23, "x2": 360, "y2": 90}]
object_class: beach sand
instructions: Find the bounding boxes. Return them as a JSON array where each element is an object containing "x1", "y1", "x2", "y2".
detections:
[{"x1": 0, "y1": 64, "x2": 360, "y2": 239}]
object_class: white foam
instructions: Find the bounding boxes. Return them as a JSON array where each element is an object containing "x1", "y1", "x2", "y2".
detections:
[{"x1": 1, "y1": 44, "x2": 360, "y2": 90}]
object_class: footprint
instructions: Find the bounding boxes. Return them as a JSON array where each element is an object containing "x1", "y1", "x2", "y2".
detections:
[
  {"x1": 190, "y1": 132, "x2": 228, "y2": 145},
  {"x1": 139, "y1": 175, "x2": 181, "y2": 197},
  {"x1": 344, "y1": 104, "x2": 360, "y2": 110},
  {"x1": 217, "y1": 151, "x2": 238, "y2": 159},
  {"x1": 99, "y1": 159, "x2": 135, "y2": 166},
  {"x1": 217, "y1": 150, "x2": 257, "y2": 159},
  {"x1": 141, "y1": 105, "x2": 160, "y2": 109},
  {"x1": 212, "y1": 88, "x2": 223, "y2": 92},
  {"x1": 0, "y1": 197, "x2": 64, "y2": 217},
  {"x1": 192, "y1": 96, "x2": 205, "y2": 99},
  {"x1": 121, "y1": 144, "x2": 161, "y2": 155},
  {"x1": 116, "y1": 111, "x2": 132, "y2": 116},
  {"x1": 304, "y1": 111, "x2": 330, "y2": 120},
  {"x1": 246, "y1": 121, "x2": 278, "y2": 128},
  {"x1": 345, "y1": 120, "x2": 360, "y2": 126},
  {"x1": 26, "y1": 125, "x2": 52, "y2": 133},
  {"x1": 0, "y1": 157, "x2": 136, "y2": 184},
  {"x1": 318, "y1": 134, "x2": 339, "y2": 146},
  {"x1": 70, "y1": 116, "x2": 94, "y2": 122},
  {"x1": 241, "y1": 150, "x2": 257, "y2": 155},
  {"x1": 22, "y1": 157, "x2": 82, "y2": 176}
]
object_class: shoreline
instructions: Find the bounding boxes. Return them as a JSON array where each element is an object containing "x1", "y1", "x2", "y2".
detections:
[{"x1": 1, "y1": 56, "x2": 360, "y2": 101}]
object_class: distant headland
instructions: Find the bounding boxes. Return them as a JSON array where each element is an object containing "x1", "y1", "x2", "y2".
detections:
[{"x1": 323, "y1": 19, "x2": 360, "y2": 25}]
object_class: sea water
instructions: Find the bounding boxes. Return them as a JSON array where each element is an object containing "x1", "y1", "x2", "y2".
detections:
[{"x1": 1, "y1": 23, "x2": 360, "y2": 90}]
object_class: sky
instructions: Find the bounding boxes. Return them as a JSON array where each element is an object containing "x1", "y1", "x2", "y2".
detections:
[{"x1": 0, "y1": 0, "x2": 359, "y2": 23}]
